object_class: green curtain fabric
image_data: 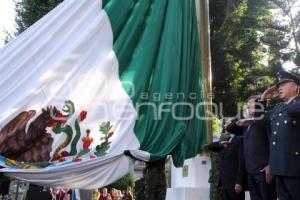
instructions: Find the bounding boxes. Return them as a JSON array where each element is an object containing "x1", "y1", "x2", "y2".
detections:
[{"x1": 103, "y1": 0, "x2": 207, "y2": 166}]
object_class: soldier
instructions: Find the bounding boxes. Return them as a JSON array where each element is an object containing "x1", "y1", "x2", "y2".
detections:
[
  {"x1": 208, "y1": 151, "x2": 224, "y2": 200},
  {"x1": 260, "y1": 70, "x2": 300, "y2": 199},
  {"x1": 135, "y1": 177, "x2": 145, "y2": 200},
  {"x1": 144, "y1": 157, "x2": 167, "y2": 200},
  {"x1": 207, "y1": 120, "x2": 227, "y2": 200}
]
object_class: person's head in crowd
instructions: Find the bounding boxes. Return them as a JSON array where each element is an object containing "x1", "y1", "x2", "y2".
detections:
[
  {"x1": 65, "y1": 193, "x2": 71, "y2": 200},
  {"x1": 246, "y1": 95, "x2": 261, "y2": 117},
  {"x1": 117, "y1": 190, "x2": 123, "y2": 197},
  {"x1": 126, "y1": 186, "x2": 133, "y2": 197},
  {"x1": 277, "y1": 70, "x2": 300, "y2": 102},
  {"x1": 102, "y1": 187, "x2": 108, "y2": 195},
  {"x1": 111, "y1": 188, "x2": 117, "y2": 196}
]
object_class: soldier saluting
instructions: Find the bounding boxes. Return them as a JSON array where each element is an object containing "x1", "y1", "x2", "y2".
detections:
[{"x1": 260, "y1": 70, "x2": 300, "y2": 200}]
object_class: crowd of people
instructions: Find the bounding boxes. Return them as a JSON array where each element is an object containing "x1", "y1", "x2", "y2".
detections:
[
  {"x1": 206, "y1": 70, "x2": 300, "y2": 200},
  {"x1": 0, "y1": 182, "x2": 134, "y2": 200},
  {"x1": 0, "y1": 194, "x2": 12, "y2": 200},
  {"x1": 97, "y1": 187, "x2": 133, "y2": 200},
  {"x1": 50, "y1": 188, "x2": 72, "y2": 200}
]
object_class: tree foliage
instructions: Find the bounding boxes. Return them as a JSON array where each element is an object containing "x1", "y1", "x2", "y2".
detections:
[
  {"x1": 15, "y1": 0, "x2": 63, "y2": 34},
  {"x1": 269, "y1": 0, "x2": 300, "y2": 71},
  {"x1": 107, "y1": 172, "x2": 135, "y2": 191},
  {"x1": 210, "y1": 0, "x2": 285, "y2": 116}
]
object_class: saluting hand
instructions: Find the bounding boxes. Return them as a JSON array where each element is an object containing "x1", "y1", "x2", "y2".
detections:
[
  {"x1": 236, "y1": 119, "x2": 255, "y2": 126},
  {"x1": 260, "y1": 165, "x2": 273, "y2": 184},
  {"x1": 261, "y1": 86, "x2": 277, "y2": 101},
  {"x1": 220, "y1": 141, "x2": 230, "y2": 148}
]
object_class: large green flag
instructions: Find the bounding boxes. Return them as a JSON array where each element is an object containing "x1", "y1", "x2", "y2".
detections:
[{"x1": 104, "y1": 0, "x2": 207, "y2": 165}]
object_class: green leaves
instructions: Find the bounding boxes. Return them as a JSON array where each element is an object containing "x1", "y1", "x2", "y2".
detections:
[
  {"x1": 210, "y1": 0, "x2": 282, "y2": 115},
  {"x1": 94, "y1": 142, "x2": 110, "y2": 157},
  {"x1": 94, "y1": 122, "x2": 113, "y2": 157},
  {"x1": 269, "y1": 0, "x2": 300, "y2": 71},
  {"x1": 99, "y1": 121, "x2": 113, "y2": 136},
  {"x1": 15, "y1": 0, "x2": 63, "y2": 34},
  {"x1": 75, "y1": 148, "x2": 91, "y2": 159}
]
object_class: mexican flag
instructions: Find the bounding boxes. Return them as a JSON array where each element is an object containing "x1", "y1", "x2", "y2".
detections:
[{"x1": 0, "y1": 0, "x2": 207, "y2": 189}]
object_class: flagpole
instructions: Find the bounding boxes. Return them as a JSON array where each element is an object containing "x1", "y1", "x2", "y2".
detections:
[{"x1": 196, "y1": 0, "x2": 213, "y2": 143}]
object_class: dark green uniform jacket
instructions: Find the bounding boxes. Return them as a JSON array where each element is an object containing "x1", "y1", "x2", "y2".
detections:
[{"x1": 264, "y1": 96, "x2": 300, "y2": 177}]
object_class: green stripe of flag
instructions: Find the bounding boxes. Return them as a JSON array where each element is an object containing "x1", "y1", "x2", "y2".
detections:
[{"x1": 104, "y1": 0, "x2": 207, "y2": 166}]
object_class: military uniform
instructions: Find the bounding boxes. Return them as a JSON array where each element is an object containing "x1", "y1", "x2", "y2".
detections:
[
  {"x1": 135, "y1": 177, "x2": 145, "y2": 200},
  {"x1": 144, "y1": 158, "x2": 166, "y2": 200},
  {"x1": 261, "y1": 70, "x2": 300, "y2": 200},
  {"x1": 263, "y1": 96, "x2": 300, "y2": 199},
  {"x1": 267, "y1": 97, "x2": 300, "y2": 177},
  {"x1": 208, "y1": 133, "x2": 228, "y2": 200},
  {"x1": 208, "y1": 151, "x2": 224, "y2": 200}
]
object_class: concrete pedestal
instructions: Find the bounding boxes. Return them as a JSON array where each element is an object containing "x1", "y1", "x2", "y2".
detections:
[
  {"x1": 170, "y1": 156, "x2": 210, "y2": 188},
  {"x1": 166, "y1": 155, "x2": 251, "y2": 200},
  {"x1": 166, "y1": 187, "x2": 209, "y2": 200},
  {"x1": 166, "y1": 156, "x2": 210, "y2": 200}
]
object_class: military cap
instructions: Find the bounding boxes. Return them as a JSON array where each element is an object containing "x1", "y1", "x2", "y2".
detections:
[{"x1": 277, "y1": 70, "x2": 300, "y2": 86}]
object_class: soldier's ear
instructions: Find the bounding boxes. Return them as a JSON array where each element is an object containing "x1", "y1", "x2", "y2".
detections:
[{"x1": 292, "y1": 83, "x2": 299, "y2": 94}]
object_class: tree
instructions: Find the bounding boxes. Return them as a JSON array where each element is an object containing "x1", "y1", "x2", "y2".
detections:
[
  {"x1": 15, "y1": 0, "x2": 63, "y2": 35},
  {"x1": 3, "y1": 29, "x2": 14, "y2": 44},
  {"x1": 269, "y1": 0, "x2": 300, "y2": 70},
  {"x1": 209, "y1": 0, "x2": 282, "y2": 117},
  {"x1": 107, "y1": 172, "x2": 135, "y2": 191}
]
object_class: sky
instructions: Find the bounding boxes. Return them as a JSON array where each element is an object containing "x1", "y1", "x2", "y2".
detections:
[
  {"x1": 0, "y1": 0, "x2": 16, "y2": 47},
  {"x1": 273, "y1": 1, "x2": 300, "y2": 70}
]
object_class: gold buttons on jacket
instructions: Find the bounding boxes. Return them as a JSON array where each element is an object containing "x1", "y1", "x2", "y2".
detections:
[
  {"x1": 284, "y1": 120, "x2": 288, "y2": 124},
  {"x1": 293, "y1": 120, "x2": 297, "y2": 125},
  {"x1": 272, "y1": 142, "x2": 276, "y2": 145},
  {"x1": 296, "y1": 152, "x2": 299, "y2": 155},
  {"x1": 273, "y1": 131, "x2": 277, "y2": 135},
  {"x1": 276, "y1": 123, "x2": 280, "y2": 126},
  {"x1": 279, "y1": 113, "x2": 282, "y2": 116}
]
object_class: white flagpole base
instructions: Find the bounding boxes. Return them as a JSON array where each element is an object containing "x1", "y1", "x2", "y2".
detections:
[
  {"x1": 167, "y1": 156, "x2": 210, "y2": 200},
  {"x1": 167, "y1": 155, "x2": 251, "y2": 200},
  {"x1": 166, "y1": 187, "x2": 209, "y2": 200}
]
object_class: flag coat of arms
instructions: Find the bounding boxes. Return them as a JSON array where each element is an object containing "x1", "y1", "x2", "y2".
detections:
[{"x1": 0, "y1": 0, "x2": 207, "y2": 189}]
